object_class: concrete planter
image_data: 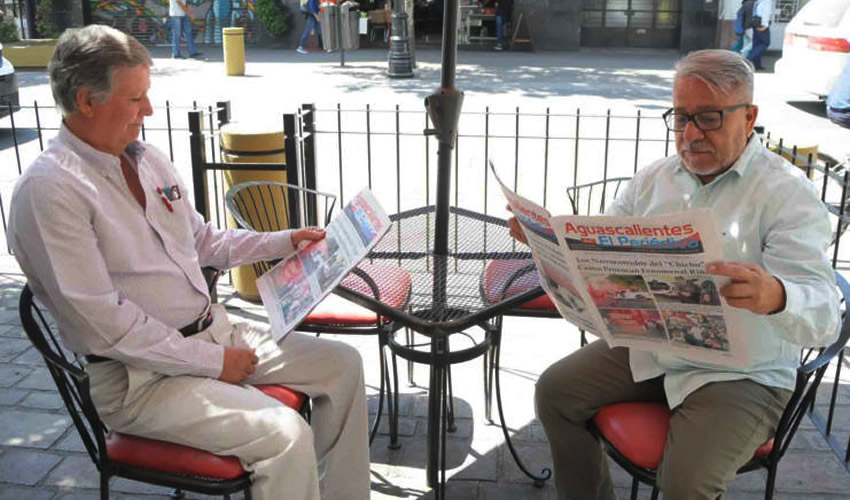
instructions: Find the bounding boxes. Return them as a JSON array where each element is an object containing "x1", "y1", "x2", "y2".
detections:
[{"x1": 3, "y1": 39, "x2": 57, "y2": 68}]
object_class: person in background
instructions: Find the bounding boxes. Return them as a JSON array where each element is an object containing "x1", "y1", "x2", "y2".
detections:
[
  {"x1": 169, "y1": 0, "x2": 202, "y2": 59},
  {"x1": 482, "y1": 0, "x2": 513, "y2": 51},
  {"x1": 747, "y1": 0, "x2": 773, "y2": 70},
  {"x1": 732, "y1": 0, "x2": 755, "y2": 56},
  {"x1": 297, "y1": 0, "x2": 323, "y2": 55},
  {"x1": 9, "y1": 25, "x2": 370, "y2": 500},
  {"x1": 511, "y1": 49, "x2": 839, "y2": 500}
]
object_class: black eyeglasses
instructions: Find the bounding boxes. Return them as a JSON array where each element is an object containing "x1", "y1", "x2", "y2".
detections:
[{"x1": 662, "y1": 104, "x2": 751, "y2": 132}]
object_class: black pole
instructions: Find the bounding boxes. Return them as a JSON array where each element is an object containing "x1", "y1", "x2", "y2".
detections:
[{"x1": 426, "y1": 0, "x2": 463, "y2": 256}]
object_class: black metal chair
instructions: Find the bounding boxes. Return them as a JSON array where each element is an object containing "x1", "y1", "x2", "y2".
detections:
[
  {"x1": 588, "y1": 270, "x2": 850, "y2": 500},
  {"x1": 225, "y1": 180, "x2": 411, "y2": 447},
  {"x1": 19, "y1": 284, "x2": 310, "y2": 500}
]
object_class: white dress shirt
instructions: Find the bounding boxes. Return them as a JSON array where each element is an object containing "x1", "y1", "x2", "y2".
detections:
[
  {"x1": 9, "y1": 124, "x2": 294, "y2": 378},
  {"x1": 607, "y1": 136, "x2": 840, "y2": 408},
  {"x1": 754, "y1": 0, "x2": 773, "y2": 28}
]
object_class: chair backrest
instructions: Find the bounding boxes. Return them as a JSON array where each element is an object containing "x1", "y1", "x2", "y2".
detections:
[
  {"x1": 566, "y1": 177, "x2": 632, "y2": 216},
  {"x1": 225, "y1": 181, "x2": 337, "y2": 277},
  {"x1": 768, "y1": 270, "x2": 850, "y2": 465},
  {"x1": 18, "y1": 285, "x2": 108, "y2": 470}
]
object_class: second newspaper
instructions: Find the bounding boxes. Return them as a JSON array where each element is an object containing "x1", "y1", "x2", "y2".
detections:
[{"x1": 492, "y1": 162, "x2": 746, "y2": 366}]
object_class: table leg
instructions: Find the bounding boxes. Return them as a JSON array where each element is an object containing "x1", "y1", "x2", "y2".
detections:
[{"x1": 426, "y1": 335, "x2": 448, "y2": 499}]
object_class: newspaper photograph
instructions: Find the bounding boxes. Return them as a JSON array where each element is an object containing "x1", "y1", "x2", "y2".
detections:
[
  {"x1": 490, "y1": 161, "x2": 745, "y2": 366},
  {"x1": 257, "y1": 188, "x2": 391, "y2": 341}
]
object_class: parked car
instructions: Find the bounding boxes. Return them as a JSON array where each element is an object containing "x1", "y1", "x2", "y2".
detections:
[
  {"x1": 0, "y1": 43, "x2": 19, "y2": 118},
  {"x1": 775, "y1": 0, "x2": 850, "y2": 98}
]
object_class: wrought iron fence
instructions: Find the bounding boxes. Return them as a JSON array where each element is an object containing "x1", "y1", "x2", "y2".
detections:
[{"x1": 3, "y1": 98, "x2": 850, "y2": 472}]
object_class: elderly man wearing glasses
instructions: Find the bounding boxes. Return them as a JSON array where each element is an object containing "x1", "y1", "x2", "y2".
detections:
[{"x1": 516, "y1": 49, "x2": 839, "y2": 500}]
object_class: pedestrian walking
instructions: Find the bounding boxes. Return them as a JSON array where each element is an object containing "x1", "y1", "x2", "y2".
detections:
[
  {"x1": 297, "y1": 0, "x2": 323, "y2": 54},
  {"x1": 169, "y1": 0, "x2": 202, "y2": 59},
  {"x1": 747, "y1": 0, "x2": 773, "y2": 70}
]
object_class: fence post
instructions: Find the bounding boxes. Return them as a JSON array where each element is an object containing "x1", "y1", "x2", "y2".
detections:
[
  {"x1": 300, "y1": 103, "x2": 319, "y2": 226},
  {"x1": 189, "y1": 109, "x2": 208, "y2": 221},
  {"x1": 216, "y1": 101, "x2": 232, "y2": 128},
  {"x1": 283, "y1": 112, "x2": 306, "y2": 227}
]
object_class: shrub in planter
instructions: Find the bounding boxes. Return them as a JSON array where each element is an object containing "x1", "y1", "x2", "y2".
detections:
[
  {"x1": 0, "y1": 22, "x2": 20, "y2": 43},
  {"x1": 257, "y1": 0, "x2": 292, "y2": 39},
  {"x1": 36, "y1": 0, "x2": 60, "y2": 38}
]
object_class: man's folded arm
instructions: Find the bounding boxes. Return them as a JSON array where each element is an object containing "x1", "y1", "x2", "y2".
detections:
[{"x1": 13, "y1": 178, "x2": 224, "y2": 378}]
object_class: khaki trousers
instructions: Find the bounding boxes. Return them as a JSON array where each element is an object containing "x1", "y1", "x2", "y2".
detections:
[
  {"x1": 88, "y1": 304, "x2": 371, "y2": 500},
  {"x1": 534, "y1": 340, "x2": 791, "y2": 500}
]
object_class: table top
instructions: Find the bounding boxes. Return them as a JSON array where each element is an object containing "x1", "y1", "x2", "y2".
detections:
[{"x1": 336, "y1": 205, "x2": 546, "y2": 334}]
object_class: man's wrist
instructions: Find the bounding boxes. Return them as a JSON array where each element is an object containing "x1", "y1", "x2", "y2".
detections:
[{"x1": 768, "y1": 276, "x2": 786, "y2": 315}]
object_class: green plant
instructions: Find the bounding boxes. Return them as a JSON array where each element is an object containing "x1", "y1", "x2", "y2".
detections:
[
  {"x1": 35, "y1": 0, "x2": 60, "y2": 38},
  {"x1": 0, "y1": 22, "x2": 20, "y2": 43},
  {"x1": 256, "y1": 0, "x2": 292, "y2": 39}
]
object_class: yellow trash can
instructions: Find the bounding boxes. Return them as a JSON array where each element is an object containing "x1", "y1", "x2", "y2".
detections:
[
  {"x1": 221, "y1": 122, "x2": 288, "y2": 301},
  {"x1": 222, "y1": 27, "x2": 246, "y2": 76}
]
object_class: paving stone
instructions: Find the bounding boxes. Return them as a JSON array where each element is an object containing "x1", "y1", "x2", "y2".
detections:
[
  {"x1": 420, "y1": 481, "x2": 479, "y2": 500},
  {"x1": 16, "y1": 368, "x2": 55, "y2": 391},
  {"x1": 0, "y1": 388, "x2": 29, "y2": 405},
  {"x1": 0, "y1": 409, "x2": 70, "y2": 448},
  {"x1": 0, "y1": 365, "x2": 32, "y2": 388},
  {"x1": 54, "y1": 432, "x2": 87, "y2": 453},
  {"x1": 56, "y1": 493, "x2": 103, "y2": 500},
  {"x1": 773, "y1": 452, "x2": 850, "y2": 494},
  {"x1": 499, "y1": 442, "x2": 553, "y2": 485},
  {"x1": 0, "y1": 338, "x2": 31, "y2": 363},
  {"x1": 447, "y1": 440, "x2": 498, "y2": 482},
  {"x1": 0, "y1": 310, "x2": 22, "y2": 327},
  {"x1": 0, "y1": 486, "x2": 53, "y2": 500},
  {"x1": 110, "y1": 477, "x2": 176, "y2": 495},
  {"x1": 0, "y1": 448, "x2": 62, "y2": 485},
  {"x1": 43, "y1": 456, "x2": 99, "y2": 489},
  {"x1": 480, "y1": 481, "x2": 555, "y2": 500},
  {"x1": 0, "y1": 324, "x2": 24, "y2": 338},
  {"x1": 20, "y1": 391, "x2": 64, "y2": 410},
  {"x1": 11, "y1": 347, "x2": 43, "y2": 366},
  {"x1": 374, "y1": 416, "x2": 417, "y2": 438},
  {"x1": 369, "y1": 436, "x2": 406, "y2": 466}
]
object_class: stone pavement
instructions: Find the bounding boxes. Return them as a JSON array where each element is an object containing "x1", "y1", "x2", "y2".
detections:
[{"x1": 0, "y1": 252, "x2": 848, "y2": 500}]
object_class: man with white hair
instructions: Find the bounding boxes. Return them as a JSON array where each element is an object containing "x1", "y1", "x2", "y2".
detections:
[
  {"x1": 512, "y1": 50, "x2": 839, "y2": 499},
  {"x1": 8, "y1": 25, "x2": 370, "y2": 500}
]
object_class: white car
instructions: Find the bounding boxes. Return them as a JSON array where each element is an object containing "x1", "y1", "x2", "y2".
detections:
[
  {"x1": 775, "y1": 0, "x2": 850, "y2": 98},
  {"x1": 0, "y1": 43, "x2": 19, "y2": 117}
]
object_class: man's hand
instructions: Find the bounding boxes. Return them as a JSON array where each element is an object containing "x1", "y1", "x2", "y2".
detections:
[
  {"x1": 291, "y1": 227, "x2": 326, "y2": 248},
  {"x1": 506, "y1": 205, "x2": 528, "y2": 245},
  {"x1": 706, "y1": 261, "x2": 786, "y2": 315},
  {"x1": 218, "y1": 347, "x2": 259, "y2": 384}
]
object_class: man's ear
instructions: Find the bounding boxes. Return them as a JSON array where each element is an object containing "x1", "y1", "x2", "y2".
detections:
[
  {"x1": 75, "y1": 89, "x2": 95, "y2": 118},
  {"x1": 746, "y1": 104, "x2": 759, "y2": 134}
]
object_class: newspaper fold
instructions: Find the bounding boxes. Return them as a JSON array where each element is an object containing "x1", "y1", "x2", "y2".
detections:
[
  {"x1": 491, "y1": 161, "x2": 746, "y2": 366},
  {"x1": 257, "y1": 188, "x2": 391, "y2": 342}
]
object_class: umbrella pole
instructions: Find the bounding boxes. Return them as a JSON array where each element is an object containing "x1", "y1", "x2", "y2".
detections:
[{"x1": 427, "y1": 0, "x2": 464, "y2": 257}]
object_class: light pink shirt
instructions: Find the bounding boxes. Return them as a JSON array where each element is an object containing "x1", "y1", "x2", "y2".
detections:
[{"x1": 9, "y1": 124, "x2": 293, "y2": 378}]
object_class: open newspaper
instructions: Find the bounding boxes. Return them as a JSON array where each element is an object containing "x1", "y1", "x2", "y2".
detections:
[
  {"x1": 491, "y1": 162, "x2": 746, "y2": 366},
  {"x1": 257, "y1": 188, "x2": 391, "y2": 341}
]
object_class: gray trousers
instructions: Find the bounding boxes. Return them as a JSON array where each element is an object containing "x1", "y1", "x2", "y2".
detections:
[
  {"x1": 88, "y1": 304, "x2": 371, "y2": 500},
  {"x1": 534, "y1": 340, "x2": 791, "y2": 500}
]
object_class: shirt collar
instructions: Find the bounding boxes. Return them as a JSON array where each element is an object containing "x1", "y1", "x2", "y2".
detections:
[
  {"x1": 58, "y1": 123, "x2": 147, "y2": 177},
  {"x1": 674, "y1": 134, "x2": 762, "y2": 184}
]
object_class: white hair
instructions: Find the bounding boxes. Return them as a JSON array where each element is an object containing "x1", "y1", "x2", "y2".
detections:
[{"x1": 674, "y1": 49, "x2": 754, "y2": 102}]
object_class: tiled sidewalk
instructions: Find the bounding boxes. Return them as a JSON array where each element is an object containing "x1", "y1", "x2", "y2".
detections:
[{"x1": 0, "y1": 255, "x2": 849, "y2": 499}]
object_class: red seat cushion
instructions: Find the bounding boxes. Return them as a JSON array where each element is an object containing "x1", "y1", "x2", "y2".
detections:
[
  {"x1": 304, "y1": 263, "x2": 411, "y2": 326},
  {"x1": 106, "y1": 384, "x2": 307, "y2": 479},
  {"x1": 482, "y1": 259, "x2": 555, "y2": 310},
  {"x1": 593, "y1": 402, "x2": 774, "y2": 470}
]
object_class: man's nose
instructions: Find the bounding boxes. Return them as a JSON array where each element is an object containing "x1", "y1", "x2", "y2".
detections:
[
  {"x1": 142, "y1": 97, "x2": 154, "y2": 117},
  {"x1": 682, "y1": 119, "x2": 704, "y2": 141}
]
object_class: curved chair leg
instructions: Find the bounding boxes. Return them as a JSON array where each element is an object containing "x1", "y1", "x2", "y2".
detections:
[
  {"x1": 101, "y1": 473, "x2": 110, "y2": 500},
  {"x1": 369, "y1": 340, "x2": 388, "y2": 445},
  {"x1": 491, "y1": 329, "x2": 551, "y2": 487},
  {"x1": 629, "y1": 478, "x2": 639, "y2": 500},
  {"x1": 244, "y1": 484, "x2": 253, "y2": 500},
  {"x1": 580, "y1": 329, "x2": 588, "y2": 347},
  {"x1": 406, "y1": 327, "x2": 416, "y2": 387},
  {"x1": 389, "y1": 349, "x2": 401, "y2": 449},
  {"x1": 650, "y1": 487, "x2": 659, "y2": 500},
  {"x1": 446, "y1": 361, "x2": 456, "y2": 433},
  {"x1": 765, "y1": 464, "x2": 778, "y2": 500}
]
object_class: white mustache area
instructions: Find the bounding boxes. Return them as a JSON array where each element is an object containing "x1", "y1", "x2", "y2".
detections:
[{"x1": 682, "y1": 142, "x2": 714, "y2": 153}]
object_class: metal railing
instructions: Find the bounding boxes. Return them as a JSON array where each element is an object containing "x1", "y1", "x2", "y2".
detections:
[{"x1": 2, "y1": 99, "x2": 850, "y2": 473}]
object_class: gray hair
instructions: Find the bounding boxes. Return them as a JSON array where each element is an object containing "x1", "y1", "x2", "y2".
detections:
[
  {"x1": 674, "y1": 49, "x2": 754, "y2": 102},
  {"x1": 49, "y1": 25, "x2": 152, "y2": 116}
]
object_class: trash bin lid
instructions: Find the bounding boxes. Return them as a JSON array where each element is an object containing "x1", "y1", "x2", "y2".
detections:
[
  {"x1": 223, "y1": 27, "x2": 245, "y2": 35},
  {"x1": 220, "y1": 122, "x2": 285, "y2": 153}
]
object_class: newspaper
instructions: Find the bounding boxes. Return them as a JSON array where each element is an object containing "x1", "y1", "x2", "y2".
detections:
[
  {"x1": 491, "y1": 161, "x2": 746, "y2": 366},
  {"x1": 257, "y1": 188, "x2": 391, "y2": 342}
]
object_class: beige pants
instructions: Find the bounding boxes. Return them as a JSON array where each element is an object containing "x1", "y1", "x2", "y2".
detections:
[
  {"x1": 88, "y1": 304, "x2": 370, "y2": 500},
  {"x1": 534, "y1": 340, "x2": 791, "y2": 500}
]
